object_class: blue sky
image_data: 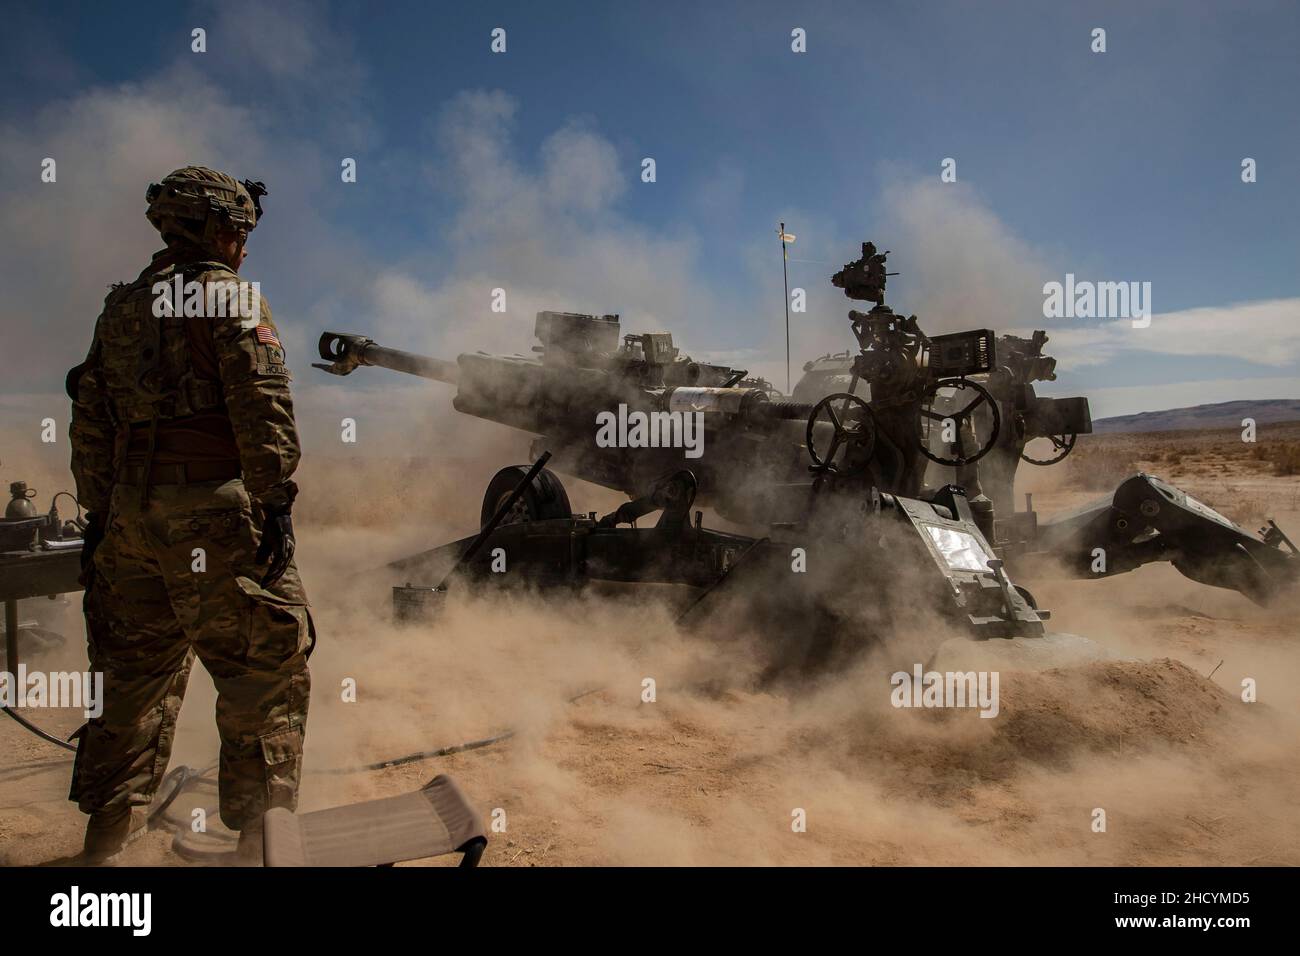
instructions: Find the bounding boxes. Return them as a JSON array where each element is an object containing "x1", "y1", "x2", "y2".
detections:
[{"x1": 3, "y1": 0, "x2": 1298, "y2": 423}]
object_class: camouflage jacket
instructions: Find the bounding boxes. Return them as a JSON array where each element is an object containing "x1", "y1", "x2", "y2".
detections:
[{"x1": 69, "y1": 248, "x2": 301, "y2": 514}]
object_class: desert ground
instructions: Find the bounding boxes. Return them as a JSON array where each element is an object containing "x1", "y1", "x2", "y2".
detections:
[{"x1": 2, "y1": 421, "x2": 1298, "y2": 866}]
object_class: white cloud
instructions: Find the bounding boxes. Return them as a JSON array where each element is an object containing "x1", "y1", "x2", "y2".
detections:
[
  {"x1": 868, "y1": 173, "x2": 1300, "y2": 380},
  {"x1": 376, "y1": 89, "x2": 732, "y2": 365},
  {"x1": 1043, "y1": 298, "x2": 1300, "y2": 369},
  {"x1": 0, "y1": 68, "x2": 267, "y2": 380},
  {"x1": 875, "y1": 173, "x2": 1058, "y2": 334},
  {"x1": 541, "y1": 121, "x2": 625, "y2": 214}
]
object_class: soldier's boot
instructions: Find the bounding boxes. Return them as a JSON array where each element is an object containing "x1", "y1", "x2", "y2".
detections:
[{"x1": 81, "y1": 805, "x2": 150, "y2": 865}]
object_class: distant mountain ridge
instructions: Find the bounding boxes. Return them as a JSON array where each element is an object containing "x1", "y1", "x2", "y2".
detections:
[{"x1": 1092, "y1": 399, "x2": 1300, "y2": 433}]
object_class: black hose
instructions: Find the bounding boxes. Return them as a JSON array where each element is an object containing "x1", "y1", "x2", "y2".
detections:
[
  {"x1": 311, "y1": 686, "x2": 602, "y2": 776},
  {"x1": 1, "y1": 706, "x2": 78, "y2": 752},
  {"x1": 312, "y1": 730, "x2": 515, "y2": 776},
  {"x1": 149, "y1": 763, "x2": 218, "y2": 825}
]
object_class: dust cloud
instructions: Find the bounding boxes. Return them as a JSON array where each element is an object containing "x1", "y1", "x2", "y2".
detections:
[{"x1": 245, "y1": 429, "x2": 1300, "y2": 866}]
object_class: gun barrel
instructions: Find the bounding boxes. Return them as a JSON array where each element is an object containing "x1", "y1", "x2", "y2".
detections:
[{"x1": 315, "y1": 332, "x2": 460, "y2": 385}]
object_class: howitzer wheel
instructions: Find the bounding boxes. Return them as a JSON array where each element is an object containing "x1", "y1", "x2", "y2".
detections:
[
  {"x1": 1021, "y1": 433, "x2": 1077, "y2": 466},
  {"x1": 918, "y1": 378, "x2": 1001, "y2": 467},
  {"x1": 480, "y1": 465, "x2": 572, "y2": 528}
]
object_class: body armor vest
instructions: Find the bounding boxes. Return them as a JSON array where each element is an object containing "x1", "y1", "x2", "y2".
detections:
[{"x1": 95, "y1": 260, "x2": 233, "y2": 427}]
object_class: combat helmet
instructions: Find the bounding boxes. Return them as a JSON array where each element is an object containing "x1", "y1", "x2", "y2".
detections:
[{"x1": 145, "y1": 166, "x2": 267, "y2": 255}]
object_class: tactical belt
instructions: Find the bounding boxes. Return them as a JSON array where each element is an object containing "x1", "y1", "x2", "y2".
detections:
[{"x1": 118, "y1": 460, "x2": 242, "y2": 487}]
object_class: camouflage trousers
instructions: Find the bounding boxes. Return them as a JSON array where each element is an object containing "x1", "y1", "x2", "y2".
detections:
[{"x1": 71, "y1": 477, "x2": 314, "y2": 831}]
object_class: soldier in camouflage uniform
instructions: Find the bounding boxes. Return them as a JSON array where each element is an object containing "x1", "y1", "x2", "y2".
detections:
[{"x1": 67, "y1": 166, "x2": 313, "y2": 863}]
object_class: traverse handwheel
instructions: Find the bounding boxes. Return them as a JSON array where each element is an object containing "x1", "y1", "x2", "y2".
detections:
[
  {"x1": 918, "y1": 378, "x2": 1001, "y2": 466},
  {"x1": 806, "y1": 392, "x2": 877, "y2": 476}
]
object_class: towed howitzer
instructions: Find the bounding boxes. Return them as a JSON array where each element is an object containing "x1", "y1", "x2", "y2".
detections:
[
  {"x1": 317, "y1": 247, "x2": 1076, "y2": 663},
  {"x1": 316, "y1": 239, "x2": 1299, "y2": 622}
]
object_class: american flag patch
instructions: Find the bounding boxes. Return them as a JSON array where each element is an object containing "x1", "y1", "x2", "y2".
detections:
[{"x1": 255, "y1": 325, "x2": 282, "y2": 348}]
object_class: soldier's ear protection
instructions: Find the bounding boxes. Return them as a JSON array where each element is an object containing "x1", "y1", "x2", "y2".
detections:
[{"x1": 241, "y1": 180, "x2": 267, "y2": 221}]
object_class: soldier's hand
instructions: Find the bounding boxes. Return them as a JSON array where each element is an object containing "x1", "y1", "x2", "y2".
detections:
[{"x1": 256, "y1": 511, "x2": 296, "y2": 588}]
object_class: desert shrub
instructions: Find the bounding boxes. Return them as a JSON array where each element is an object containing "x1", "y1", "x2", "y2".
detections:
[
  {"x1": 1272, "y1": 444, "x2": 1300, "y2": 476},
  {"x1": 1240, "y1": 441, "x2": 1300, "y2": 476}
]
